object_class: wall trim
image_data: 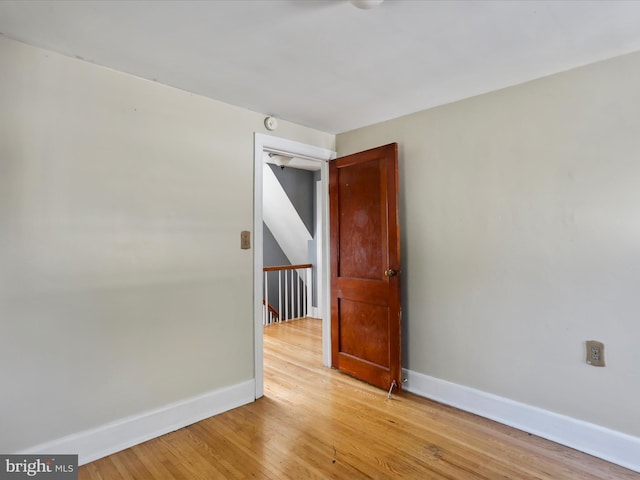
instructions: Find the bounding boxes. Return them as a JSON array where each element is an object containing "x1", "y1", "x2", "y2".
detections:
[
  {"x1": 403, "y1": 369, "x2": 640, "y2": 473},
  {"x1": 20, "y1": 380, "x2": 255, "y2": 466}
]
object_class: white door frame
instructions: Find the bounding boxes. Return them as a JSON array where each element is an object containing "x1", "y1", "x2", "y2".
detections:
[{"x1": 253, "y1": 133, "x2": 336, "y2": 399}]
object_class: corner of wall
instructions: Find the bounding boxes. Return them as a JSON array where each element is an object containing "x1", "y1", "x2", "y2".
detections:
[
  {"x1": 20, "y1": 380, "x2": 255, "y2": 465},
  {"x1": 403, "y1": 369, "x2": 640, "y2": 473}
]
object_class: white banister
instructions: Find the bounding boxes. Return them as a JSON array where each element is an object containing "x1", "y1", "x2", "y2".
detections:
[
  {"x1": 278, "y1": 270, "x2": 282, "y2": 325},
  {"x1": 263, "y1": 264, "x2": 312, "y2": 325},
  {"x1": 284, "y1": 269, "x2": 289, "y2": 321}
]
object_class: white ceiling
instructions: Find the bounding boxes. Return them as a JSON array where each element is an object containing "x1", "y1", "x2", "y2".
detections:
[{"x1": 2, "y1": 0, "x2": 640, "y2": 134}]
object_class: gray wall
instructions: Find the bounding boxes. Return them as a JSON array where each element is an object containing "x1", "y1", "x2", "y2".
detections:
[
  {"x1": 337, "y1": 50, "x2": 640, "y2": 437},
  {"x1": 263, "y1": 165, "x2": 318, "y2": 311},
  {"x1": 0, "y1": 36, "x2": 335, "y2": 452},
  {"x1": 268, "y1": 164, "x2": 315, "y2": 235},
  {"x1": 263, "y1": 223, "x2": 290, "y2": 268}
]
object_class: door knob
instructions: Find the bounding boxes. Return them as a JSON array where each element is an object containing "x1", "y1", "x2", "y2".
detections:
[{"x1": 384, "y1": 269, "x2": 397, "y2": 277}]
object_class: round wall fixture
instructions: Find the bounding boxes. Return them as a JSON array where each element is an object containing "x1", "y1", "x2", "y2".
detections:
[{"x1": 264, "y1": 116, "x2": 278, "y2": 131}]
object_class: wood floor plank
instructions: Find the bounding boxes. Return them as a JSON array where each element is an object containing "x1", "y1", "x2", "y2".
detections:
[{"x1": 78, "y1": 318, "x2": 639, "y2": 479}]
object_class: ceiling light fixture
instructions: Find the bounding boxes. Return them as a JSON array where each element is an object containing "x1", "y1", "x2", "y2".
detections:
[
  {"x1": 350, "y1": 0, "x2": 384, "y2": 9},
  {"x1": 268, "y1": 153, "x2": 293, "y2": 170}
]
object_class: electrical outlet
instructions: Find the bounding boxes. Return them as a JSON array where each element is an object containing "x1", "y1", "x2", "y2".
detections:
[{"x1": 586, "y1": 340, "x2": 605, "y2": 367}]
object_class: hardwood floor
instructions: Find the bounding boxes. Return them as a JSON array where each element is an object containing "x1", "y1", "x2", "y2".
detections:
[{"x1": 80, "y1": 318, "x2": 638, "y2": 479}]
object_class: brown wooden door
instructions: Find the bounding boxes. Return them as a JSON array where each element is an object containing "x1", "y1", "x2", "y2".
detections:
[{"x1": 329, "y1": 143, "x2": 401, "y2": 391}]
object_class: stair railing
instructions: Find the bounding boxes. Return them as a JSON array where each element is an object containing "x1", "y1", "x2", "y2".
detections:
[{"x1": 263, "y1": 264, "x2": 312, "y2": 325}]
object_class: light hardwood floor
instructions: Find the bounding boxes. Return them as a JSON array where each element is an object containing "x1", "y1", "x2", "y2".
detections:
[{"x1": 80, "y1": 318, "x2": 638, "y2": 479}]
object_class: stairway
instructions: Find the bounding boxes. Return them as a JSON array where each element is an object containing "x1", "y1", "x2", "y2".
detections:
[{"x1": 262, "y1": 163, "x2": 312, "y2": 266}]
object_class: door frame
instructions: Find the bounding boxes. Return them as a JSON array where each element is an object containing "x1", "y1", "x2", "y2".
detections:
[{"x1": 253, "y1": 133, "x2": 336, "y2": 399}]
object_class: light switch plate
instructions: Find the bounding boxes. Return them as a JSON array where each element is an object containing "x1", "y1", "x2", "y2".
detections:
[{"x1": 241, "y1": 231, "x2": 251, "y2": 250}]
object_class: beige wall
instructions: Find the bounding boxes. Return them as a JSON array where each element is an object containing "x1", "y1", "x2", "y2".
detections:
[
  {"x1": 337, "y1": 51, "x2": 640, "y2": 437},
  {"x1": 0, "y1": 36, "x2": 334, "y2": 452}
]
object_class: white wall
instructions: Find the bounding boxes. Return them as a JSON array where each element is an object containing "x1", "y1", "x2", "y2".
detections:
[
  {"x1": 0, "y1": 36, "x2": 334, "y2": 453},
  {"x1": 337, "y1": 51, "x2": 640, "y2": 438}
]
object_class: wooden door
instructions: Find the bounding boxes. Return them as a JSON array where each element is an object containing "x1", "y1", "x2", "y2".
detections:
[{"x1": 329, "y1": 143, "x2": 401, "y2": 391}]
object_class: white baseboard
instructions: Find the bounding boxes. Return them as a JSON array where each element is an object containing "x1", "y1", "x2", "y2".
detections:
[
  {"x1": 403, "y1": 369, "x2": 640, "y2": 473},
  {"x1": 20, "y1": 380, "x2": 255, "y2": 466}
]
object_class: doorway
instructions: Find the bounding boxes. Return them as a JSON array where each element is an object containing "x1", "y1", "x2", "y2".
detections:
[{"x1": 253, "y1": 133, "x2": 336, "y2": 399}]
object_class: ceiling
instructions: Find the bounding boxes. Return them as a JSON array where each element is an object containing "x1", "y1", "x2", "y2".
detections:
[{"x1": 2, "y1": 0, "x2": 640, "y2": 134}]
